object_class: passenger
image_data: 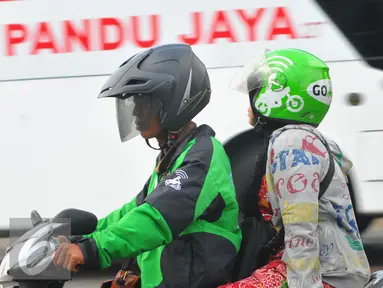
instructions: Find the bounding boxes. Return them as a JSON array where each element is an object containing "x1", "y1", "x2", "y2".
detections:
[
  {"x1": 220, "y1": 48, "x2": 371, "y2": 288},
  {"x1": 52, "y1": 44, "x2": 242, "y2": 288}
]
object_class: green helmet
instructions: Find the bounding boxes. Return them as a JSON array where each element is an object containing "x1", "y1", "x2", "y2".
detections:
[{"x1": 230, "y1": 48, "x2": 332, "y2": 126}]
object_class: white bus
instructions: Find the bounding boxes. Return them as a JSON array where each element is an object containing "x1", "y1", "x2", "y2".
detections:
[{"x1": 0, "y1": 0, "x2": 381, "y2": 234}]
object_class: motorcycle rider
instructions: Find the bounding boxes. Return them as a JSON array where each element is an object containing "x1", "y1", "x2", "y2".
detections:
[
  {"x1": 52, "y1": 43, "x2": 242, "y2": 287},
  {"x1": 219, "y1": 48, "x2": 371, "y2": 288}
]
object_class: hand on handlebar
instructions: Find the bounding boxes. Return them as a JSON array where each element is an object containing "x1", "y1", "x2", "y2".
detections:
[
  {"x1": 52, "y1": 239, "x2": 84, "y2": 272},
  {"x1": 56, "y1": 235, "x2": 70, "y2": 244}
]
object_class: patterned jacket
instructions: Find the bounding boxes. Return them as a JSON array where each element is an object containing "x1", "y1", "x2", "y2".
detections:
[{"x1": 265, "y1": 124, "x2": 370, "y2": 288}]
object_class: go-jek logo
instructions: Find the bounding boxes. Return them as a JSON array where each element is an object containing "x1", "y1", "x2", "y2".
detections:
[
  {"x1": 165, "y1": 170, "x2": 188, "y2": 190},
  {"x1": 307, "y1": 79, "x2": 332, "y2": 105},
  {"x1": 17, "y1": 223, "x2": 61, "y2": 276}
]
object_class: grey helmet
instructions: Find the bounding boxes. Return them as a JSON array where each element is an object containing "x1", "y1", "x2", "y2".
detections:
[{"x1": 98, "y1": 43, "x2": 211, "y2": 144}]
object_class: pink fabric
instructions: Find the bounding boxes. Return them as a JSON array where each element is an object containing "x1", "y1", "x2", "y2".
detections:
[
  {"x1": 219, "y1": 175, "x2": 335, "y2": 288},
  {"x1": 219, "y1": 259, "x2": 335, "y2": 288}
]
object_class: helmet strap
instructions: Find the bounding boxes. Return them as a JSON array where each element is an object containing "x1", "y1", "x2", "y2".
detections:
[
  {"x1": 145, "y1": 124, "x2": 192, "y2": 152},
  {"x1": 254, "y1": 117, "x2": 267, "y2": 132},
  {"x1": 145, "y1": 129, "x2": 182, "y2": 151},
  {"x1": 145, "y1": 139, "x2": 161, "y2": 151},
  {"x1": 144, "y1": 130, "x2": 181, "y2": 150}
]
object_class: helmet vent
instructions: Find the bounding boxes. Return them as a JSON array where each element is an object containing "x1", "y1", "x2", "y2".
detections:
[{"x1": 125, "y1": 79, "x2": 148, "y2": 86}]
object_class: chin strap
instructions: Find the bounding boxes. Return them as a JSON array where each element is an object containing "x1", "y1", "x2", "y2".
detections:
[
  {"x1": 145, "y1": 139, "x2": 161, "y2": 150},
  {"x1": 254, "y1": 116, "x2": 267, "y2": 132},
  {"x1": 144, "y1": 126, "x2": 188, "y2": 151},
  {"x1": 145, "y1": 131, "x2": 176, "y2": 152}
]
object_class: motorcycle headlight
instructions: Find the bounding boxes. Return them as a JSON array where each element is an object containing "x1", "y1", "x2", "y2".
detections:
[{"x1": 0, "y1": 253, "x2": 10, "y2": 278}]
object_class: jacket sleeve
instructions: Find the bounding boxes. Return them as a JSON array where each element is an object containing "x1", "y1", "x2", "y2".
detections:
[
  {"x1": 78, "y1": 136, "x2": 217, "y2": 269},
  {"x1": 84, "y1": 178, "x2": 150, "y2": 238},
  {"x1": 266, "y1": 129, "x2": 329, "y2": 288}
]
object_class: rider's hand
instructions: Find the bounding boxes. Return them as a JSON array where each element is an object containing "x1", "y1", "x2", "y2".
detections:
[
  {"x1": 53, "y1": 242, "x2": 84, "y2": 272},
  {"x1": 247, "y1": 106, "x2": 256, "y2": 127},
  {"x1": 56, "y1": 235, "x2": 69, "y2": 244}
]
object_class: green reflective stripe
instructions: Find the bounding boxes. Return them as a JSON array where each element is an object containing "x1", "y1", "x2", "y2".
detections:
[
  {"x1": 85, "y1": 126, "x2": 241, "y2": 287},
  {"x1": 147, "y1": 138, "x2": 196, "y2": 194},
  {"x1": 193, "y1": 137, "x2": 229, "y2": 221},
  {"x1": 180, "y1": 137, "x2": 241, "y2": 252},
  {"x1": 139, "y1": 139, "x2": 196, "y2": 287},
  {"x1": 167, "y1": 139, "x2": 196, "y2": 174},
  {"x1": 123, "y1": 197, "x2": 138, "y2": 214},
  {"x1": 209, "y1": 137, "x2": 241, "y2": 234},
  {"x1": 180, "y1": 220, "x2": 241, "y2": 252},
  {"x1": 137, "y1": 243, "x2": 166, "y2": 287},
  {"x1": 85, "y1": 197, "x2": 137, "y2": 238},
  {"x1": 94, "y1": 132, "x2": 241, "y2": 287},
  {"x1": 93, "y1": 202, "x2": 172, "y2": 269}
]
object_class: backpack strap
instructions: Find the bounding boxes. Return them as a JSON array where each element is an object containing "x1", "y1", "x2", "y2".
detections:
[{"x1": 266, "y1": 135, "x2": 336, "y2": 253}]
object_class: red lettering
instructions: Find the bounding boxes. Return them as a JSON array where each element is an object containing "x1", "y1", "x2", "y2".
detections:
[
  {"x1": 99, "y1": 18, "x2": 124, "y2": 51},
  {"x1": 306, "y1": 238, "x2": 314, "y2": 247},
  {"x1": 208, "y1": 10, "x2": 236, "y2": 43},
  {"x1": 5, "y1": 23, "x2": 27, "y2": 56},
  {"x1": 311, "y1": 172, "x2": 320, "y2": 192},
  {"x1": 287, "y1": 237, "x2": 315, "y2": 249},
  {"x1": 267, "y1": 7, "x2": 297, "y2": 40},
  {"x1": 287, "y1": 238, "x2": 300, "y2": 248},
  {"x1": 31, "y1": 22, "x2": 59, "y2": 55},
  {"x1": 275, "y1": 178, "x2": 283, "y2": 199},
  {"x1": 131, "y1": 15, "x2": 159, "y2": 48},
  {"x1": 236, "y1": 8, "x2": 266, "y2": 41},
  {"x1": 178, "y1": 12, "x2": 202, "y2": 45},
  {"x1": 287, "y1": 173, "x2": 307, "y2": 194},
  {"x1": 63, "y1": 20, "x2": 91, "y2": 53}
]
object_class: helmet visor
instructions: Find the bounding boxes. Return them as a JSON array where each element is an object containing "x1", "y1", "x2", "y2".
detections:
[
  {"x1": 229, "y1": 53, "x2": 274, "y2": 94},
  {"x1": 116, "y1": 94, "x2": 162, "y2": 142}
]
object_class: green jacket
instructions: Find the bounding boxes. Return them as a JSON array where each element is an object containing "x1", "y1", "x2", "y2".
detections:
[{"x1": 78, "y1": 125, "x2": 242, "y2": 287}]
